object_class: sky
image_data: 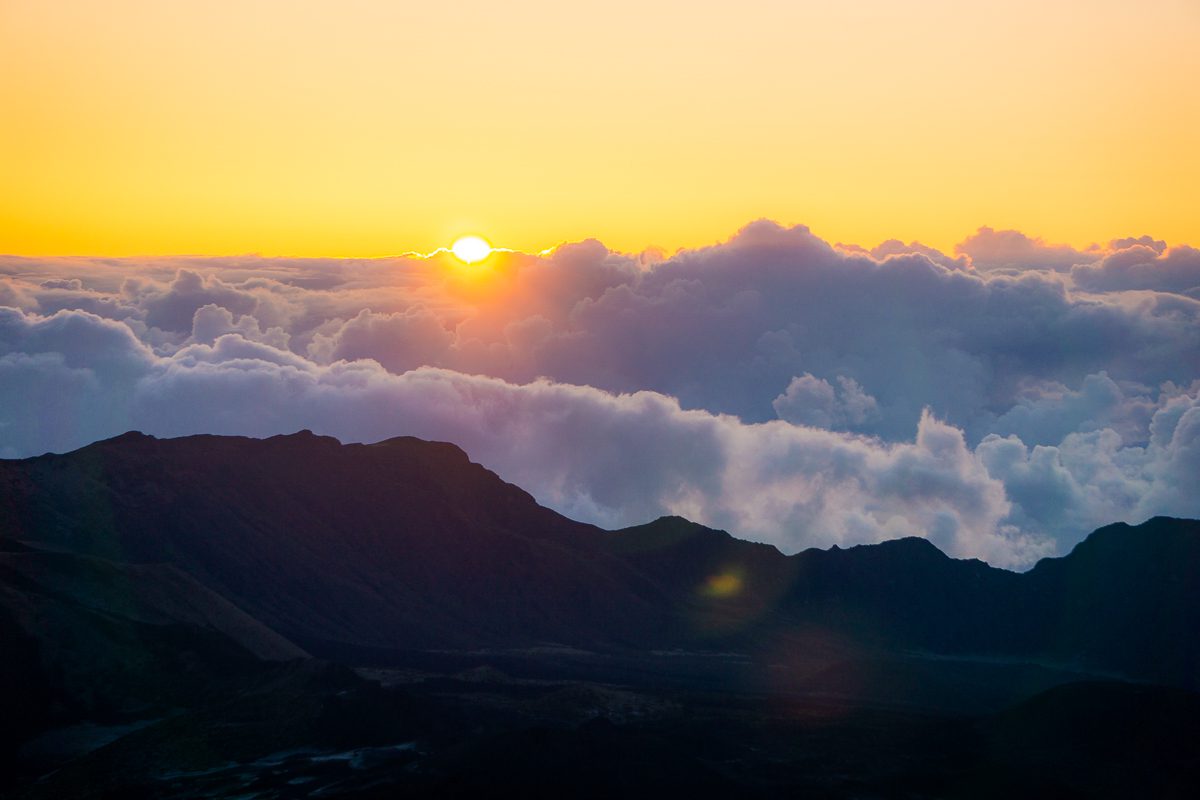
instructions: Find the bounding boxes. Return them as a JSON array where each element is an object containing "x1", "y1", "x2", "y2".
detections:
[
  {"x1": 2, "y1": 0, "x2": 1199, "y2": 256},
  {"x1": 2, "y1": 1, "x2": 1199, "y2": 568}
]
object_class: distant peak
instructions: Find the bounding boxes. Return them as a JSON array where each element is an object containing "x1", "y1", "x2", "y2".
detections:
[
  {"x1": 104, "y1": 430, "x2": 155, "y2": 443},
  {"x1": 856, "y1": 536, "x2": 950, "y2": 560},
  {"x1": 267, "y1": 430, "x2": 342, "y2": 445},
  {"x1": 805, "y1": 535, "x2": 950, "y2": 562},
  {"x1": 644, "y1": 515, "x2": 731, "y2": 537},
  {"x1": 371, "y1": 436, "x2": 472, "y2": 461},
  {"x1": 273, "y1": 429, "x2": 315, "y2": 439},
  {"x1": 1041, "y1": 517, "x2": 1199, "y2": 566},
  {"x1": 876, "y1": 536, "x2": 945, "y2": 552},
  {"x1": 652, "y1": 514, "x2": 700, "y2": 525}
]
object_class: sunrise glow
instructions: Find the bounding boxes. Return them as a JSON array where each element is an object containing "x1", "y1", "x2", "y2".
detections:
[
  {"x1": 2, "y1": 1, "x2": 1198, "y2": 257},
  {"x1": 451, "y1": 236, "x2": 492, "y2": 264}
]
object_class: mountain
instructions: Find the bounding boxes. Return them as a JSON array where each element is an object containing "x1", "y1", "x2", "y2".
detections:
[
  {"x1": 2, "y1": 431, "x2": 1198, "y2": 798},
  {"x1": 1019, "y1": 521, "x2": 1200, "y2": 687},
  {"x1": 0, "y1": 431, "x2": 672, "y2": 654},
  {"x1": 2, "y1": 431, "x2": 1197, "y2": 688},
  {"x1": 0, "y1": 539, "x2": 308, "y2": 783}
]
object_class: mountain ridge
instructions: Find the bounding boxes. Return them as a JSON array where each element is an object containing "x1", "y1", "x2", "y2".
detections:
[
  {"x1": 9, "y1": 430, "x2": 1180, "y2": 575},
  {"x1": 2, "y1": 431, "x2": 1198, "y2": 798},
  {"x1": 1, "y1": 431, "x2": 1197, "y2": 690}
]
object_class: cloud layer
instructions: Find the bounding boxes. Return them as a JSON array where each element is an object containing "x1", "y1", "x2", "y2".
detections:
[{"x1": 3, "y1": 222, "x2": 1199, "y2": 568}]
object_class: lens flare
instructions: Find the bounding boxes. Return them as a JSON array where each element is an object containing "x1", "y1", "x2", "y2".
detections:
[{"x1": 701, "y1": 569, "x2": 744, "y2": 599}]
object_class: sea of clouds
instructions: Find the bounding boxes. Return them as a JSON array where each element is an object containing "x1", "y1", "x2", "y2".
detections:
[{"x1": 3, "y1": 221, "x2": 1199, "y2": 568}]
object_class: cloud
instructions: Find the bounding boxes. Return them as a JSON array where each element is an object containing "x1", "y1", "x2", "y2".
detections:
[
  {"x1": 839, "y1": 239, "x2": 970, "y2": 271},
  {"x1": 0, "y1": 305, "x2": 1039, "y2": 564},
  {"x1": 5, "y1": 222, "x2": 1197, "y2": 444},
  {"x1": 1072, "y1": 244, "x2": 1200, "y2": 296},
  {"x1": 519, "y1": 222, "x2": 1197, "y2": 441},
  {"x1": 135, "y1": 269, "x2": 260, "y2": 333},
  {"x1": 1108, "y1": 235, "x2": 1167, "y2": 254},
  {"x1": 1, "y1": 303, "x2": 1197, "y2": 568},
  {"x1": 190, "y1": 304, "x2": 291, "y2": 350},
  {"x1": 307, "y1": 308, "x2": 454, "y2": 372},
  {"x1": 988, "y1": 372, "x2": 1158, "y2": 447},
  {"x1": 2, "y1": 221, "x2": 1199, "y2": 567},
  {"x1": 954, "y1": 226, "x2": 1095, "y2": 271},
  {"x1": 773, "y1": 373, "x2": 880, "y2": 429},
  {"x1": 0, "y1": 278, "x2": 39, "y2": 311}
]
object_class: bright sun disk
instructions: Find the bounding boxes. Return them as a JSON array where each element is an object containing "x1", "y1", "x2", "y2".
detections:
[{"x1": 451, "y1": 236, "x2": 492, "y2": 264}]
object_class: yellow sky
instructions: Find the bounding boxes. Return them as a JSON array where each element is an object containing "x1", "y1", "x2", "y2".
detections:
[{"x1": 2, "y1": 0, "x2": 1197, "y2": 257}]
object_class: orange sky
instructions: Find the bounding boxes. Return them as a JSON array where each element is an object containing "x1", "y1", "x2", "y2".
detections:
[{"x1": 2, "y1": 0, "x2": 1197, "y2": 257}]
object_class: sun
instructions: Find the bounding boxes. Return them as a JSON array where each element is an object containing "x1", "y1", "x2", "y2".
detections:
[{"x1": 451, "y1": 235, "x2": 492, "y2": 264}]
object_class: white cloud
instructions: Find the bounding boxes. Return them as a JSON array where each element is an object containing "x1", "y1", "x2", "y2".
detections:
[{"x1": 773, "y1": 374, "x2": 880, "y2": 430}]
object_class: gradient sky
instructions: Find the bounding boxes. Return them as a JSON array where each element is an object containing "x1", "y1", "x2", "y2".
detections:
[{"x1": 3, "y1": 0, "x2": 1198, "y2": 257}]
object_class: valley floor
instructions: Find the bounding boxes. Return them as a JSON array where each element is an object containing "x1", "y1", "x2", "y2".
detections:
[{"x1": 8, "y1": 648, "x2": 1200, "y2": 800}]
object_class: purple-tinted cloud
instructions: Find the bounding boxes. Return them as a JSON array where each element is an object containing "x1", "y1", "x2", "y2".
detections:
[
  {"x1": 954, "y1": 226, "x2": 1096, "y2": 271},
  {"x1": 1072, "y1": 245, "x2": 1200, "y2": 296},
  {"x1": 3, "y1": 222, "x2": 1199, "y2": 566}
]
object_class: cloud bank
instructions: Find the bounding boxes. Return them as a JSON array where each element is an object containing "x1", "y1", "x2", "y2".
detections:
[{"x1": 3, "y1": 222, "x2": 1199, "y2": 568}]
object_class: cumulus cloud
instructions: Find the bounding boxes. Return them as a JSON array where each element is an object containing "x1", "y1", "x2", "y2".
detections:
[
  {"x1": 838, "y1": 239, "x2": 970, "y2": 271},
  {"x1": 0, "y1": 306, "x2": 1044, "y2": 565},
  {"x1": 954, "y1": 226, "x2": 1095, "y2": 271},
  {"x1": 1072, "y1": 244, "x2": 1200, "y2": 296},
  {"x1": 307, "y1": 308, "x2": 454, "y2": 372},
  {"x1": 988, "y1": 372, "x2": 1158, "y2": 447},
  {"x1": 0, "y1": 278, "x2": 39, "y2": 311},
  {"x1": 2, "y1": 221, "x2": 1199, "y2": 567},
  {"x1": 5, "y1": 223, "x2": 1198, "y2": 440},
  {"x1": 190, "y1": 304, "x2": 291, "y2": 350},
  {"x1": 773, "y1": 374, "x2": 880, "y2": 430},
  {"x1": 520, "y1": 222, "x2": 1197, "y2": 439}
]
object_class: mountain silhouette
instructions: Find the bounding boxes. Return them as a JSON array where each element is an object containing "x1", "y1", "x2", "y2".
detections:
[
  {"x1": 2, "y1": 431, "x2": 1199, "y2": 797},
  {"x1": 2, "y1": 431, "x2": 1197, "y2": 689}
]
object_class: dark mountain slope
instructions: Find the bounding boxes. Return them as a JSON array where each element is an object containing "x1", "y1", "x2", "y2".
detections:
[
  {"x1": 2, "y1": 432, "x2": 1198, "y2": 798},
  {"x1": 608, "y1": 515, "x2": 1200, "y2": 687},
  {"x1": 2, "y1": 432, "x2": 1197, "y2": 689},
  {"x1": 0, "y1": 544, "x2": 305, "y2": 661},
  {"x1": 0, "y1": 542, "x2": 309, "y2": 780},
  {"x1": 0, "y1": 432, "x2": 673, "y2": 653},
  {"x1": 605, "y1": 516, "x2": 803, "y2": 644},
  {"x1": 773, "y1": 535, "x2": 1021, "y2": 653},
  {"x1": 1019, "y1": 518, "x2": 1200, "y2": 686}
]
